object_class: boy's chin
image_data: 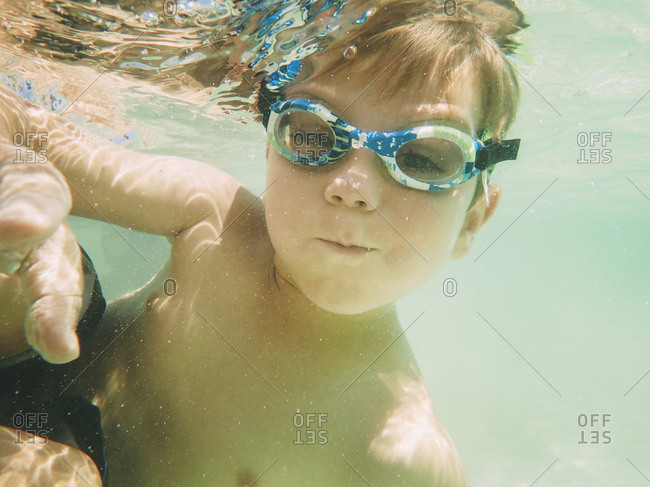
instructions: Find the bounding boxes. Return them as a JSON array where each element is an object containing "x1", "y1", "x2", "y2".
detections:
[{"x1": 306, "y1": 291, "x2": 395, "y2": 317}]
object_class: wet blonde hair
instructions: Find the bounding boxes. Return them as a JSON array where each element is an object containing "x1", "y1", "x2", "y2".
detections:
[{"x1": 308, "y1": 0, "x2": 528, "y2": 140}]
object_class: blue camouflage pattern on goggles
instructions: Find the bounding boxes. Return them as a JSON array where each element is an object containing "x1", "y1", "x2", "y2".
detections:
[{"x1": 265, "y1": 98, "x2": 520, "y2": 191}]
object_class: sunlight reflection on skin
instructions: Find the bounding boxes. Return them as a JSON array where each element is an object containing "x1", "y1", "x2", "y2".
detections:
[
  {"x1": 0, "y1": 426, "x2": 102, "y2": 487},
  {"x1": 369, "y1": 367, "x2": 467, "y2": 486}
]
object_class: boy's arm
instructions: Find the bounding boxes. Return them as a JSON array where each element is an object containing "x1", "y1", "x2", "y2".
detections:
[
  {"x1": 1, "y1": 85, "x2": 244, "y2": 237},
  {"x1": 0, "y1": 85, "x2": 247, "y2": 363}
]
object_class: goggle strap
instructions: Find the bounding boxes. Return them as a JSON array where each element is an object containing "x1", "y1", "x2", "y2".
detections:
[
  {"x1": 258, "y1": 79, "x2": 285, "y2": 128},
  {"x1": 475, "y1": 139, "x2": 521, "y2": 170}
]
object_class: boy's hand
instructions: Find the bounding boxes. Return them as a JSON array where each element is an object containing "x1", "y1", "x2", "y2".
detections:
[{"x1": 0, "y1": 156, "x2": 84, "y2": 363}]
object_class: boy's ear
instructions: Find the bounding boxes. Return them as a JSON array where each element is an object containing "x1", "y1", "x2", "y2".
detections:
[{"x1": 449, "y1": 183, "x2": 501, "y2": 260}]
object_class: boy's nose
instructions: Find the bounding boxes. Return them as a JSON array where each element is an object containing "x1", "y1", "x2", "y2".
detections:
[{"x1": 323, "y1": 149, "x2": 383, "y2": 210}]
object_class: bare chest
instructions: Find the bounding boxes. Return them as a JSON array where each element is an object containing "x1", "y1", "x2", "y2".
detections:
[{"x1": 88, "y1": 295, "x2": 430, "y2": 486}]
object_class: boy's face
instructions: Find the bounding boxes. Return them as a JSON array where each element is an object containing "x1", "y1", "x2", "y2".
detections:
[{"x1": 263, "y1": 64, "x2": 493, "y2": 315}]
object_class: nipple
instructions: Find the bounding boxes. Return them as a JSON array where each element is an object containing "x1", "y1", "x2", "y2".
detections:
[{"x1": 236, "y1": 469, "x2": 255, "y2": 486}]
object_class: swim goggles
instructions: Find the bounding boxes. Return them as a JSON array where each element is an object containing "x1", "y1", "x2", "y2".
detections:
[{"x1": 265, "y1": 98, "x2": 520, "y2": 191}]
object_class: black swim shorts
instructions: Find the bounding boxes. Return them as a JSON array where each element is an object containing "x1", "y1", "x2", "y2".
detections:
[{"x1": 0, "y1": 247, "x2": 108, "y2": 485}]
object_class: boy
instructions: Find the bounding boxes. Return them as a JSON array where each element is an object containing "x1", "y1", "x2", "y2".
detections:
[{"x1": 0, "y1": 1, "x2": 526, "y2": 485}]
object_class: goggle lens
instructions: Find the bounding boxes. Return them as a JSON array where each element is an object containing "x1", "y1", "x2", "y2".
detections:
[
  {"x1": 276, "y1": 109, "x2": 336, "y2": 162},
  {"x1": 395, "y1": 138, "x2": 465, "y2": 182}
]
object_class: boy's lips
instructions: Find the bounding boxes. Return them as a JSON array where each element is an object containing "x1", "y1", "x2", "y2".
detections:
[{"x1": 316, "y1": 238, "x2": 377, "y2": 254}]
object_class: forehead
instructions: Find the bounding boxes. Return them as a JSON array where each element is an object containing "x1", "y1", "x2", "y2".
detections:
[{"x1": 285, "y1": 59, "x2": 481, "y2": 134}]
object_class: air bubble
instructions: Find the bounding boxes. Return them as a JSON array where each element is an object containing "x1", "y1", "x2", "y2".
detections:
[
  {"x1": 355, "y1": 8, "x2": 375, "y2": 24},
  {"x1": 342, "y1": 45, "x2": 357, "y2": 58}
]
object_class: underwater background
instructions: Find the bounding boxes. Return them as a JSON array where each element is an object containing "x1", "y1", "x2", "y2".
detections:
[{"x1": 1, "y1": 0, "x2": 648, "y2": 485}]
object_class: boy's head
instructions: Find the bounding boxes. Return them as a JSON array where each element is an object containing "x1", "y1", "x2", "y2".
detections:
[
  {"x1": 261, "y1": 0, "x2": 527, "y2": 140},
  {"x1": 259, "y1": 0, "x2": 527, "y2": 315}
]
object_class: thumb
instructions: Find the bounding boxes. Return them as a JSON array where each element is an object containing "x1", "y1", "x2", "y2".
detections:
[
  {"x1": 19, "y1": 221, "x2": 84, "y2": 364},
  {"x1": 0, "y1": 154, "x2": 72, "y2": 253}
]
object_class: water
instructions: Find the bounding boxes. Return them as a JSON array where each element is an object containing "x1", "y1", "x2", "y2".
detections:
[{"x1": 1, "y1": 0, "x2": 649, "y2": 485}]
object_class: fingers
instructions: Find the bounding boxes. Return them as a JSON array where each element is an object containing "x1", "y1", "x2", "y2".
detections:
[
  {"x1": 19, "y1": 222, "x2": 84, "y2": 364},
  {"x1": 0, "y1": 152, "x2": 72, "y2": 255},
  {"x1": 0, "y1": 95, "x2": 83, "y2": 364}
]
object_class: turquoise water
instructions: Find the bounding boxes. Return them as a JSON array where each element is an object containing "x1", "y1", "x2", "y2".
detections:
[{"x1": 2, "y1": 0, "x2": 649, "y2": 485}]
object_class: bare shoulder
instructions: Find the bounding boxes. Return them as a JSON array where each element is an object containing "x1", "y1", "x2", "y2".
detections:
[
  {"x1": 169, "y1": 179, "x2": 270, "y2": 271},
  {"x1": 365, "y1": 367, "x2": 467, "y2": 486}
]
